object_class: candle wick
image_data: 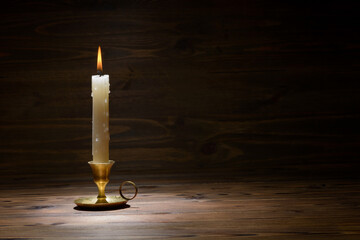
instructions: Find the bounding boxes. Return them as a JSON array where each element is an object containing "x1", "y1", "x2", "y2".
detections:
[{"x1": 97, "y1": 70, "x2": 103, "y2": 76}]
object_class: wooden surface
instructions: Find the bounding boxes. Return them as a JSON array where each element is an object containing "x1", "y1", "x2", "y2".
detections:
[
  {"x1": 1, "y1": 177, "x2": 360, "y2": 239},
  {"x1": 1, "y1": 0, "x2": 360, "y2": 239}
]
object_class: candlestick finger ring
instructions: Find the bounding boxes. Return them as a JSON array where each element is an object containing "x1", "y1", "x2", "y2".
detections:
[{"x1": 119, "y1": 181, "x2": 138, "y2": 200}]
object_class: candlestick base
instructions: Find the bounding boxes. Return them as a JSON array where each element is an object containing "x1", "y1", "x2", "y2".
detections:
[
  {"x1": 74, "y1": 196, "x2": 128, "y2": 209},
  {"x1": 74, "y1": 160, "x2": 138, "y2": 210}
]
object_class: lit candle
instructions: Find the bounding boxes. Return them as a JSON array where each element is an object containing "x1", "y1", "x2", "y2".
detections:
[{"x1": 92, "y1": 46, "x2": 110, "y2": 163}]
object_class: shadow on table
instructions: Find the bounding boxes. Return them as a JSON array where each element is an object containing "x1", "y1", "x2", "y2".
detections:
[{"x1": 73, "y1": 204, "x2": 131, "y2": 211}]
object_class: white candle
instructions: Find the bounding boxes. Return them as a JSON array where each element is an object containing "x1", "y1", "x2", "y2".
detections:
[{"x1": 92, "y1": 46, "x2": 110, "y2": 163}]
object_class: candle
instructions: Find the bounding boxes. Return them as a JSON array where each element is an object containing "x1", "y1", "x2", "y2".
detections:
[{"x1": 92, "y1": 46, "x2": 110, "y2": 163}]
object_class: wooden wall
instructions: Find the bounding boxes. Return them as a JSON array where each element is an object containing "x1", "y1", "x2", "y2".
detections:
[{"x1": 0, "y1": 0, "x2": 360, "y2": 182}]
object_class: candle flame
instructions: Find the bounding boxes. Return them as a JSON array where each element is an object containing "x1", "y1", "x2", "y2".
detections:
[{"x1": 97, "y1": 46, "x2": 103, "y2": 74}]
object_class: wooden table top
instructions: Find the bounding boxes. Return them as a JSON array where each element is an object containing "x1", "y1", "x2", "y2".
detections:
[{"x1": 1, "y1": 174, "x2": 359, "y2": 239}]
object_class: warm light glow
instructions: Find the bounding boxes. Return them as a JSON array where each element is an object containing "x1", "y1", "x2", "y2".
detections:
[{"x1": 97, "y1": 46, "x2": 103, "y2": 74}]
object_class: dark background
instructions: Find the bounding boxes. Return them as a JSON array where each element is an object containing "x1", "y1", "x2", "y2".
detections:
[
  {"x1": 1, "y1": 0, "x2": 359, "y2": 182},
  {"x1": 1, "y1": 1, "x2": 360, "y2": 239}
]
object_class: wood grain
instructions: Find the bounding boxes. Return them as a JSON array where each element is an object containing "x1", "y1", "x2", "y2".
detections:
[
  {"x1": 0, "y1": 0, "x2": 360, "y2": 239},
  {"x1": 1, "y1": 178, "x2": 360, "y2": 239}
]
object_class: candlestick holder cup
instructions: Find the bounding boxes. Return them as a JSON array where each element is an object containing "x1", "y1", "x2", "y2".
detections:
[{"x1": 74, "y1": 160, "x2": 138, "y2": 209}]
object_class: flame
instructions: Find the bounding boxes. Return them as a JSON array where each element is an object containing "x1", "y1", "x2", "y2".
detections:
[{"x1": 97, "y1": 46, "x2": 103, "y2": 73}]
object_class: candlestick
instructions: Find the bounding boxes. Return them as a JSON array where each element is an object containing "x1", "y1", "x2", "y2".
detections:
[
  {"x1": 74, "y1": 46, "x2": 138, "y2": 210},
  {"x1": 75, "y1": 160, "x2": 138, "y2": 209}
]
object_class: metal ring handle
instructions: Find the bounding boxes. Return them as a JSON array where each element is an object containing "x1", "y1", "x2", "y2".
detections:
[{"x1": 119, "y1": 181, "x2": 138, "y2": 200}]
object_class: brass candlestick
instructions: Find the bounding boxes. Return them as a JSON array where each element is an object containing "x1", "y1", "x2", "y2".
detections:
[
  {"x1": 90, "y1": 160, "x2": 114, "y2": 203},
  {"x1": 74, "y1": 160, "x2": 138, "y2": 209}
]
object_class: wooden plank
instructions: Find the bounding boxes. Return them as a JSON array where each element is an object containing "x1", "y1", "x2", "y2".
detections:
[{"x1": 1, "y1": 179, "x2": 360, "y2": 239}]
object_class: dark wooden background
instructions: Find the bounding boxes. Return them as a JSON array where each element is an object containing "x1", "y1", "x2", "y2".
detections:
[{"x1": 1, "y1": 1, "x2": 360, "y2": 239}]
